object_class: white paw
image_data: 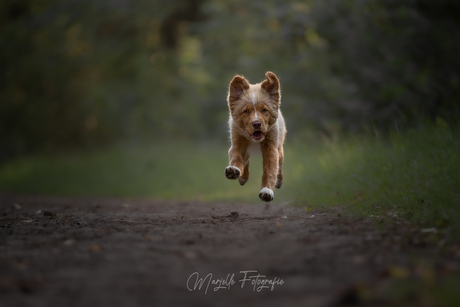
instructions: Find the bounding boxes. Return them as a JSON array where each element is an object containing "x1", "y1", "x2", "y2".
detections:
[
  {"x1": 259, "y1": 187, "x2": 274, "y2": 202},
  {"x1": 225, "y1": 166, "x2": 241, "y2": 180}
]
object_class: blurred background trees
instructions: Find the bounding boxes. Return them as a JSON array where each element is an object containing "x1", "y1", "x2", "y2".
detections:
[{"x1": 2, "y1": 0, "x2": 460, "y2": 162}]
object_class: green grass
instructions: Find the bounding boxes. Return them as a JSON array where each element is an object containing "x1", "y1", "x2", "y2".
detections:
[
  {"x1": 1, "y1": 123, "x2": 459, "y2": 231},
  {"x1": 0, "y1": 142, "x2": 263, "y2": 202},
  {"x1": 284, "y1": 123, "x2": 460, "y2": 232}
]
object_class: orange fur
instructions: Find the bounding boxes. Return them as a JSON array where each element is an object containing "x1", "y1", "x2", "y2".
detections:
[{"x1": 225, "y1": 72, "x2": 286, "y2": 202}]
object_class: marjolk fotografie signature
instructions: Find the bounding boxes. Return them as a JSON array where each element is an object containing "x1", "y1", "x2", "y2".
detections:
[{"x1": 186, "y1": 270, "x2": 285, "y2": 294}]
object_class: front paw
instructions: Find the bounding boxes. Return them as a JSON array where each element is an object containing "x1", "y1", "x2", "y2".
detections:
[
  {"x1": 225, "y1": 166, "x2": 241, "y2": 180},
  {"x1": 259, "y1": 187, "x2": 274, "y2": 202}
]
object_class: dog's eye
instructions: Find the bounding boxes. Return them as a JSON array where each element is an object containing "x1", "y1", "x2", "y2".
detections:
[
  {"x1": 262, "y1": 108, "x2": 267, "y2": 112},
  {"x1": 243, "y1": 109, "x2": 249, "y2": 114}
]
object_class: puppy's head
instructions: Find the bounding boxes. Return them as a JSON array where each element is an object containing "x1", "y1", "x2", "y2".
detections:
[{"x1": 227, "y1": 71, "x2": 281, "y2": 142}]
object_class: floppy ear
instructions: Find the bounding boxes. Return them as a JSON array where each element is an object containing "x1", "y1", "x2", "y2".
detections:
[
  {"x1": 228, "y1": 75, "x2": 250, "y2": 105},
  {"x1": 261, "y1": 71, "x2": 281, "y2": 105}
]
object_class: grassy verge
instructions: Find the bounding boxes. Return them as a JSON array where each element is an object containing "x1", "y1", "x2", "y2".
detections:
[
  {"x1": 284, "y1": 123, "x2": 460, "y2": 233},
  {"x1": 0, "y1": 142, "x2": 260, "y2": 202},
  {"x1": 1, "y1": 124, "x2": 459, "y2": 231}
]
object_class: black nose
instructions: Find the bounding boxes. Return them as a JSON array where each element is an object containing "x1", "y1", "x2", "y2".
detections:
[{"x1": 252, "y1": 121, "x2": 261, "y2": 129}]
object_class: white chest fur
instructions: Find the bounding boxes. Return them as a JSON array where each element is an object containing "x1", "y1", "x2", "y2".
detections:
[{"x1": 247, "y1": 141, "x2": 262, "y2": 155}]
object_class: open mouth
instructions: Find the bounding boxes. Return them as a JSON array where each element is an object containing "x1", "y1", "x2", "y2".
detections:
[{"x1": 250, "y1": 131, "x2": 265, "y2": 141}]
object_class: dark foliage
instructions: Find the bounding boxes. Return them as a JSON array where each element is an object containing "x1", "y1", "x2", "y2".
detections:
[{"x1": 1, "y1": 0, "x2": 459, "y2": 161}]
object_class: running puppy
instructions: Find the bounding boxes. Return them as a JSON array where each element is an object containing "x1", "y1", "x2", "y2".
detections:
[{"x1": 225, "y1": 71, "x2": 286, "y2": 202}]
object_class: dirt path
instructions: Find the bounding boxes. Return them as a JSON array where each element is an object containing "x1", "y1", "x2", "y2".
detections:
[{"x1": 0, "y1": 195, "x2": 458, "y2": 307}]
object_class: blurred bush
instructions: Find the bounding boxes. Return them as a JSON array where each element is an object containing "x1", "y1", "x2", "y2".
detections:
[
  {"x1": 312, "y1": 0, "x2": 460, "y2": 130},
  {"x1": 1, "y1": 0, "x2": 460, "y2": 161}
]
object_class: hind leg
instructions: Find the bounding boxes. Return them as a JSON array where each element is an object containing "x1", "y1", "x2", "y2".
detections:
[
  {"x1": 238, "y1": 153, "x2": 250, "y2": 186},
  {"x1": 275, "y1": 145, "x2": 284, "y2": 189}
]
